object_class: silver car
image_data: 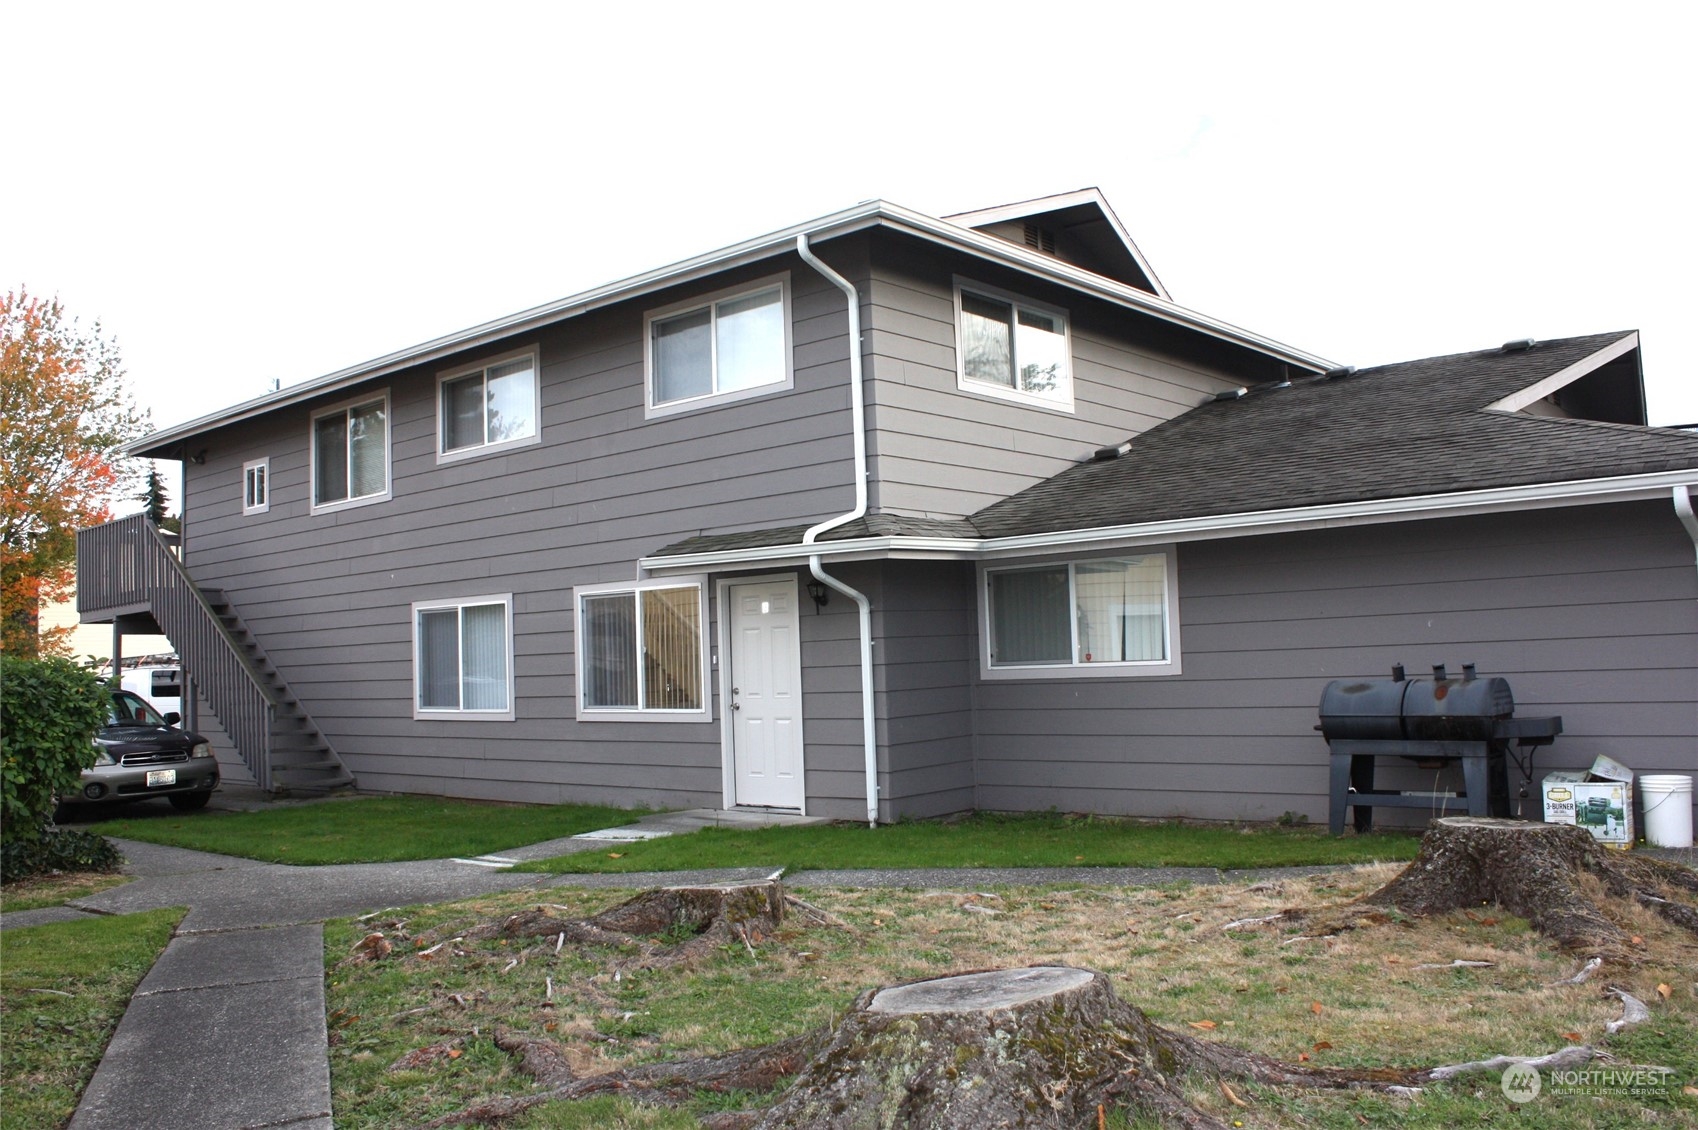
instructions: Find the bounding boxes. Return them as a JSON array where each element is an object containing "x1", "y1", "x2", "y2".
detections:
[{"x1": 70, "y1": 690, "x2": 221, "y2": 811}]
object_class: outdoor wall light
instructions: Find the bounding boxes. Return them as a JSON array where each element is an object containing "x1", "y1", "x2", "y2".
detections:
[{"x1": 806, "y1": 579, "x2": 830, "y2": 611}]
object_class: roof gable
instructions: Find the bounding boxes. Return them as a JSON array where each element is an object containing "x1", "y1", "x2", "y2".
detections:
[{"x1": 944, "y1": 188, "x2": 1169, "y2": 299}]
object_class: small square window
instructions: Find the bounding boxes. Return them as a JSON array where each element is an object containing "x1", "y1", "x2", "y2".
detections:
[
  {"x1": 645, "y1": 276, "x2": 792, "y2": 417},
  {"x1": 438, "y1": 350, "x2": 540, "y2": 461},
  {"x1": 954, "y1": 279, "x2": 1073, "y2": 410},
  {"x1": 242, "y1": 458, "x2": 270, "y2": 515}
]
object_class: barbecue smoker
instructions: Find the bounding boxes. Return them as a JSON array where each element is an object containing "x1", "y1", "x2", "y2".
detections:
[{"x1": 1318, "y1": 664, "x2": 1562, "y2": 835}]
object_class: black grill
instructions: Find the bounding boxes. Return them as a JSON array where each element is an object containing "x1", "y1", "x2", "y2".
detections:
[{"x1": 1318, "y1": 664, "x2": 1561, "y2": 835}]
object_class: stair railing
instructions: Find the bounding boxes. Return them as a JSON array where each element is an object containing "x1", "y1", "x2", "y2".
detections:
[{"x1": 79, "y1": 515, "x2": 276, "y2": 789}]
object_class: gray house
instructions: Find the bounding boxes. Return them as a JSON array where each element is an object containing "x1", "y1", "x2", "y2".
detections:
[{"x1": 79, "y1": 189, "x2": 1698, "y2": 828}]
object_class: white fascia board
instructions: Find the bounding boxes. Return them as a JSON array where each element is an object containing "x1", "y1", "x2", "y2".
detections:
[
  {"x1": 943, "y1": 187, "x2": 1170, "y2": 300},
  {"x1": 1483, "y1": 333, "x2": 1640, "y2": 414},
  {"x1": 640, "y1": 469, "x2": 1698, "y2": 574},
  {"x1": 128, "y1": 200, "x2": 1331, "y2": 457}
]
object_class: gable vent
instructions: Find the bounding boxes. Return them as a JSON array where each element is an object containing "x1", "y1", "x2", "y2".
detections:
[{"x1": 1023, "y1": 222, "x2": 1057, "y2": 254}]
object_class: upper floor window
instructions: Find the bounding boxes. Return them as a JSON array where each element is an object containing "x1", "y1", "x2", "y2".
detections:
[
  {"x1": 575, "y1": 578, "x2": 709, "y2": 720},
  {"x1": 311, "y1": 392, "x2": 390, "y2": 512},
  {"x1": 438, "y1": 348, "x2": 540, "y2": 462},
  {"x1": 242, "y1": 458, "x2": 270, "y2": 515},
  {"x1": 954, "y1": 279, "x2": 1074, "y2": 411},
  {"x1": 981, "y1": 551, "x2": 1180, "y2": 678},
  {"x1": 645, "y1": 275, "x2": 792, "y2": 417},
  {"x1": 413, "y1": 594, "x2": 514, "y2": 720}
]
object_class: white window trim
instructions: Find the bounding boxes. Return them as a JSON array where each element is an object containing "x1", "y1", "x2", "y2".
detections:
[
  {"x1": 411, "y1": 593, "x2": 516, "y2": 721},
  {"x1": 435, "y1": 345, "x2": 543, "y2": 464},
  {"x1": 242, "y1": 457, "x2": 270, "y2": 515},
  {"x1": 978, "y1": 549, "x2": 1181, "y2": 679},
  {"x1": 309, "y1": 389, "x2": 392, "y2": 515},
  {"x1": 643, "y1": 273, "x2": 794, "y2": 419},
  {"x1": 952, "y1": 276, "x2": 1076, "y2": 413},
  {"x1": 574, "y1": 575, "x2": 712, "y2": 721}
]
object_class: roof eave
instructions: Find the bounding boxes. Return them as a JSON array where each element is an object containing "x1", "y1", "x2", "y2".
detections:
[
  {"x1": 125, "y1": 200, "x2": 1332, "y2": 457},
  {"x1": 640, "y1": 469, "x2": 1698, "y2": 574}
]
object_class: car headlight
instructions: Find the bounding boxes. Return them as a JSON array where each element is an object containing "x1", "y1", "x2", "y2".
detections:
[
  {"x1": 191, "y1": 742, "x2": 213, "y2": 759},
  {"x1": 92, "y1": 748, "x2": 117, "y2": 767}
]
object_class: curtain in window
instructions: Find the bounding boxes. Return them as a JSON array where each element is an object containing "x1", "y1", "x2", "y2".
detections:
[
  {"x1": 442, "y1": 374, "x2": 484, "y2": 450},
  {"x1": 313, "y1": 414, "x2": 348, "y2": 504},
  {"x1": 642, "y1": 587, "x2": 701, "y2": 709},
  {"x1": 1075, "y1": 558, "x2": 1166, "y2": 663},
  {"x1": 653, "y1": 309, "x2": 712, "y2": 403},
  {"x1": 715, "y1": 288, "x2": 783, "y2": 393},
  {"x1": 961, "y1": 292, "x2": 1014, "y2": 387},
  {"x1": 583, "y1": 593, "x2": 638, "y2": 707},
  {"x1": 990, "y1": 567, "x2": 1070, "y2": 664},
  {"x1": 349, "y1": 402, "x2": 386, "y2": 498},
  {"x1": 418, "y1": 608, "x2": 460, "y2": 709},
  {"x1": 485, "y1": 359, "x2": 535, "y2": 443},
  {"x1": 460, "y1": 603, "x2": 509, "y2": 710}
]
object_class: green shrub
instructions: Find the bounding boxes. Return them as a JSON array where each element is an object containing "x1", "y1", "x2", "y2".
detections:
[
  {"x1": 1, "y1": 828, "x2": 122, "y2": 882},
  {"x1": 1, "y1": 657, "x2": 108, "y2": 840}
]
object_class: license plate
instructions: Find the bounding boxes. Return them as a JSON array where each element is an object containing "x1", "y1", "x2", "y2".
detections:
[{"x1": 146, "y1": 769, "x2": 177, "y2": 787}]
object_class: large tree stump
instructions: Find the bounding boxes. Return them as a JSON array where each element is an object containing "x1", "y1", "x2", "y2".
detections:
[{"x1": 1362, "y1": 817, "x2": 1698, "y2": 955}]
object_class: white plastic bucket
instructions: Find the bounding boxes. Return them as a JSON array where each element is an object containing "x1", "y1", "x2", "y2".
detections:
[{"x1": 1639, "y1": 774, "x2": 1694, "y2": 849}]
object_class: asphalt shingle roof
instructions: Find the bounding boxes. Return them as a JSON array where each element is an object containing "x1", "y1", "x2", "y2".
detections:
[
  {"x1": 652, "y1": 331, "x2": 1698, "y2": 557},
  {"x1": 972, "y1": 331, "x2": 1698, "y2": 537}
]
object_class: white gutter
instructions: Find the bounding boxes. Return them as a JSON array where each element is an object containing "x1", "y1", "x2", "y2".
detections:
[
  {"x1": 641, "y1": 468, "x2": 1698, "y2": 574},
  {"x1": 794, "y1": 234, "x2": 878, "y2": 828},
  {"x1": 1673, "y1": 485, "x2": 1698, "y2": 578}
]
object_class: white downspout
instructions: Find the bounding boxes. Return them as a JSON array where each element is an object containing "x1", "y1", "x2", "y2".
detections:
[
  {"x1": 1674, "y1": 485, "x2": 1698, "y2": 578},
  {"x1": 795, "y1": 234, "x2": 878, "y2": 827}
]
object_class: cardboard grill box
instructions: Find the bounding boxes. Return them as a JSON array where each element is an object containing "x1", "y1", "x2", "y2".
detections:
[{"x1": 1542, "y1": 754, "x2": 1635, "y2": 849}]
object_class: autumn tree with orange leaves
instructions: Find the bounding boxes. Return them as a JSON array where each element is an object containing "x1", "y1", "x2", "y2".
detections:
[{"x1": 1, "y1": 289, "x2": 148, "y2": 658}]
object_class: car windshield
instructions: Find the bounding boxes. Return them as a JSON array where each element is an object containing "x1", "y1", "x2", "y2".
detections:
[{"x1": 109, "y1": 690, "x2": 167, "y2": 727}]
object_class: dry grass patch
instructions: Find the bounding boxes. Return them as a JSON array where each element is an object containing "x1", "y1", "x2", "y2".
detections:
[
  {"x1": 0, "y1": 869, "x2": 130, "y2": 912},
  {"x1": 325, "y1": 866, "x2": 1697, "y2": 1128}
]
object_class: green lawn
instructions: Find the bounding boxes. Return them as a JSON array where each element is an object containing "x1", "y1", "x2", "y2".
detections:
[
  {"x1": 518, "y1": 813, "x2": 1421, "y2": 874},
  {"x1": 82, "y1": 796, "x2": 645, "y2": 865},
  {"x1": 1, "y1": 907, "x2": 186, "y2": 1129}
]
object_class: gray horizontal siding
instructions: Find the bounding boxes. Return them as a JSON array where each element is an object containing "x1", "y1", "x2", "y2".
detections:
[
  {"x1": 863, "y1": 233, "x2": 1247, "y2": 519},
  {"x1": 971, "y1": 501, "x2": 1698, "y2": 827},
  {"x1": 181, "y1": 248, "x2": 868, "y2": 808}
]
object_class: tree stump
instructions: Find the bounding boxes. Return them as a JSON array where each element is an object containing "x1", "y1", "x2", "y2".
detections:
[
  {"x1": 1363, "y1": 817, "x2": 1698, "y2": 955},
  {"x1": 468, "y1": 880, "x2": 785, "y2": 968},
  {"x1": 747, "y1": 966, "x2": 1272, "y2": 1130}
]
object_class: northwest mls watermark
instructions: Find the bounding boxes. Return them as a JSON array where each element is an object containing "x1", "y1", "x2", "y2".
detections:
[{"x1": 1502, "y1": 1062, "x2": 1682, "y2": 1102}]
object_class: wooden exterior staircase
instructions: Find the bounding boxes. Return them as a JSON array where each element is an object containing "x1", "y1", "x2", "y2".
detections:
[{"x1": 76, "y1": 514, "x2": 353, "y2": 794}]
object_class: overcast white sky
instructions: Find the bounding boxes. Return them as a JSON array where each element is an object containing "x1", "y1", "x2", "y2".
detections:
[{"x1": 7, "y1": 0, "x2": 1696, "y2": 465}]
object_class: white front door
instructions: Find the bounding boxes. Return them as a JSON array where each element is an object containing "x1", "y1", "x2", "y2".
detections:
[{"x1": 726, "y1": 578, "x2": 805, "y2": 809}]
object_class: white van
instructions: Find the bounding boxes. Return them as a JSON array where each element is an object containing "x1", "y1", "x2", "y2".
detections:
[{"x1": 119, "y1": 665, "x2": 184, "y2": 720}]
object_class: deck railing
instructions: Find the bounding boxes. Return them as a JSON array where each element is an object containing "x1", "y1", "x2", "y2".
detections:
[{"x1": 77, "y1": 515, "x2": 275, "y2": 789}]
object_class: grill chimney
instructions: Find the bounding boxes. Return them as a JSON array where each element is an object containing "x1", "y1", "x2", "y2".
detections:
[
  {"x1": 1432, "y1": 663, "x2": 1448, "y2": 682},
  {"x1": 1391, "y1": 663, "x2": 1406, "y2": 682},
  {"x1": 1462, "y1": 663, "x2": 1477, "y2": 682}
]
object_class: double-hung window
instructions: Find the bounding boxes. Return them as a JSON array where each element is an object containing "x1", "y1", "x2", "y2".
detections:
[
  {"x1": 413, "y1": 594, "x2": 514, "y2": 719},
  {"x1": 645, "y1": 276, "x2": 792, "y2": 416},
  {"x1": 954, "y1": 279, "x2": 1073, "y2": 410},
  {"x1": 242, "y1": 458, "x2": 270, "y2": 515},
  {"x1": 576, "y1": 579, "x2": 709, "y2": 719},
  {"x1": 311, "y1": 392, "x2": 390, "y2": 511},
  {"x1": 982, "y1": 552, "x2": 1180, "y2": 677},
  {"x1": 438, "y1": 348, "x2": 540, "y2": 461}
]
